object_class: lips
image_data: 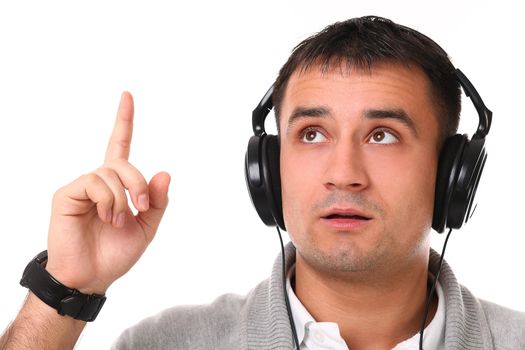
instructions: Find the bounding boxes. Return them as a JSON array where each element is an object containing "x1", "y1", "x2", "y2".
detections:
[
  {"x1": 320, "y1": 207, "x2": 372, "y2": 230},
  {"x1": 321, "y1": 208, "x2": 372, "y2": 221}
]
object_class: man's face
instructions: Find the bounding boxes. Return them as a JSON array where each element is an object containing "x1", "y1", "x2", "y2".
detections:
[{"x1": 279, "y1": 61, "x2": 440, "y2": 277}]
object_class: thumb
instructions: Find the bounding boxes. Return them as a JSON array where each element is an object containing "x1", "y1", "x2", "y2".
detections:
[{"x1": 136, "y1": 171, "x2": 171, "y2": 241}]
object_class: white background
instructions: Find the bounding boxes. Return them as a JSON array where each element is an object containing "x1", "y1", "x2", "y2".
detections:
[{"x1": 0, "y1": 1, "x2": 523, "y2": 348}]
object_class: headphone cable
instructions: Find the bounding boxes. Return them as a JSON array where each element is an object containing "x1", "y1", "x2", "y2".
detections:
[
  {"x1": 276, "y1": 225, "x2": 301, "y2": 350},
  {"x1": 419, "y1": 227, "x2": 453, "y2": 350}
]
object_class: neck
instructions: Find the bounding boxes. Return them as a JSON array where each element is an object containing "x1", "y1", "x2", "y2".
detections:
[{"x1": 293, "y1": 251, "x2": 438, "y2": 350}]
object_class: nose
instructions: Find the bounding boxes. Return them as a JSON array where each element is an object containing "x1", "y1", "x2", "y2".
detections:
[{"x1": 322, "y1": 139, "x2": 369, "y2": 192}]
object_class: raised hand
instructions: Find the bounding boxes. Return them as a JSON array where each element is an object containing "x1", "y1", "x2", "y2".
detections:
[{"x1": 45, "y1": 92, "x2": 171, "y2": 294}]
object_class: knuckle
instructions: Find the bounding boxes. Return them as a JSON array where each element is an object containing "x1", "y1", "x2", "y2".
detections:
[
  {"x1": 116, "y1": 138, "x2": 131, "y2": 152},
  {"x1": 83, "y1": 173, "x2": 113, "y2": 201},
  {"x1": 96, "y1": 202, "x2": 110, "y2": 215},
  {"x1": 95, "y1": 166, "x2": 115, "y2": 179},
  {"x1": 112, "y1": 188, "x2": 129, "y2": 210},
  {"x1": 99, "y1": 189, "x2": 114, "y2": 205},
  {"x1": 84, "y1": 172, "x2": 102, "y2": 186},
  {"x1": 52, "y1": 186, "x2": 65, "y2": 204}
]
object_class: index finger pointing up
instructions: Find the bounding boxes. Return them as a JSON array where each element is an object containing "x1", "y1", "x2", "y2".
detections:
[{"x1": 105, "y1": 91, "x2": 135, "y2": 163}]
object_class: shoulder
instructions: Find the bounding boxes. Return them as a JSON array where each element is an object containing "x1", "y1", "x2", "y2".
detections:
[
  {"x1": 478, "y1": 298, "x2": 525, "y2": 349},
  {"x1": 111, "y1": 292, "x2": 250, "y2": 350}
]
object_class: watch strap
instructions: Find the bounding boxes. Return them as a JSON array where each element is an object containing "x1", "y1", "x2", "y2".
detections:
[{"x1": 20, "y1": 250, "x2": 106, "y2": 322}]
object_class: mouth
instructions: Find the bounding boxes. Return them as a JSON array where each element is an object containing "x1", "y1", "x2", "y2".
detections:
[
  {"x1": 321, "y1": 207, "x2": 372, "y2": 220},
  {"x1": 323, "y1": 213, "x2": 371, "y2": 221},
  {"x1": 320, "y1": 208, "x2": 372, "y2": 230}
]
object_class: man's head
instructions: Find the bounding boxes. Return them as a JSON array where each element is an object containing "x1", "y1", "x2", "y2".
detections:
[{"x1": 275, "y1": 16, "x2": 461, "y2": 279}]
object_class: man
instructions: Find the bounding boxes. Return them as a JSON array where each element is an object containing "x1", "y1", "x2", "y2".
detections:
[{"x1": 1, "y1": 15, "x2": 523, "y2": 350}]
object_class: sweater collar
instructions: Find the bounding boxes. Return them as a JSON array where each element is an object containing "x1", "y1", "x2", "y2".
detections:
[
  {"x1": 428, "y1": 248, "x2": 494, "y2": 350},
  {"x1": 245, "y1": 242, "x2": 493, "y2": 350}
]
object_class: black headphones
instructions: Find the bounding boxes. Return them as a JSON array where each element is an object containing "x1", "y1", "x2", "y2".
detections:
[{"x1": 244, "y1": 68, "x2": 492, "y2": 234}]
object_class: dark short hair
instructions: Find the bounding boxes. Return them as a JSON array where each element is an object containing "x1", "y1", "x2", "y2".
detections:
[{"x1": 272, "y1": 16, "x2": 461, "y2": 150}]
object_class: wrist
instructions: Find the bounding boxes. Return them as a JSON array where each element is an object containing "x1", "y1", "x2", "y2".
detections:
[
  {"x1": 44, "y1": 264, "x2": 108, "y2": 295},
  {"x1": 20, "y1": 251, "x2": 107, "y2": 322}
]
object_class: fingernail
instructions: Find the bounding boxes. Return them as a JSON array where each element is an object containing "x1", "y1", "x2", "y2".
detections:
[
  {"x1": 116, "y1": 212, "x2": 125, "y2": 227},
  {"x1": 138, "y1": 194, "x2": 149, "y2": 211}
]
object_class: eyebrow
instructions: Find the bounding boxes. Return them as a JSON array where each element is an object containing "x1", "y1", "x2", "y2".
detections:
[
  {"x1": 286, "y1": 106, "x2": 331, "y2": 135},
  {"x1": 364, "y1": 108, "x2": 418, "y2": 137},
  {"x1": 286, "y1": 106, "x2": 418, "y2": 137}
]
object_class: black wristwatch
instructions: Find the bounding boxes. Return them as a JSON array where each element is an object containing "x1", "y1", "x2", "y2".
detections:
[{"x1": 20, "y1": 250, "x2": 106, "y2": 322}]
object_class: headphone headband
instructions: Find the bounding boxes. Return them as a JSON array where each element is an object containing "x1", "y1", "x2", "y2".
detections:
[
  {"x1": 455, "y1": 69, "x2": 492, "y2": 138},
  {"x1": 252, "y1": 86, "x2": 274, "y2": 137}
]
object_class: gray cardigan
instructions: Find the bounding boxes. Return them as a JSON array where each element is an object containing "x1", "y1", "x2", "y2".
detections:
[{"x1": 112, "y1": 243, "x2": 525, "y2": 349}]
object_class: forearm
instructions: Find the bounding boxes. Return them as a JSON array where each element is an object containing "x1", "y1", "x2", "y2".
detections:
[{"x1": 0, "y1": 292, "x2": 86, "y2": 350}]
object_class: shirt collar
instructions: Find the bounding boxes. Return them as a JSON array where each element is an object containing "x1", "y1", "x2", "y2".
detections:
[
  {"x1": 390, "y1": 274, "x2": 445, "y2": 349},
  {"x1": 285, "y1": 263, "x2": 315, "y2": 344}
]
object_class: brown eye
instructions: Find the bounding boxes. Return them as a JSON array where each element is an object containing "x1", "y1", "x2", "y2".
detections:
[
  {"x1": 305, "y1": 130, "x2": 317, "y2": 141},
  {"x1": 300, "y1": 129, "x2": 327, "y2": 143},
  {"x1": 373, "y1": 131, "x2": 385, "y2": 142},
  {"x1": 369, "y1": 129, "x2": 398, "y2": 144}
]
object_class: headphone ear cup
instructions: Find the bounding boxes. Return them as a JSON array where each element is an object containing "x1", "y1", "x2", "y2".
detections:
[
  {"x1": 244, "y1": 134, "x2": 286, "y2": 230},
  {"x1": 245, "y1": 135, "x2": 274, "y2": 226},
  {"x1": 447, "y1": 137, "x2": 487, "y2": 229},
  {"x1": 261, "y1": 135, "x2": 286, "y2": 230},
  {"x1": 432, "y1": 134, "x2": 466, "y2": 233}
]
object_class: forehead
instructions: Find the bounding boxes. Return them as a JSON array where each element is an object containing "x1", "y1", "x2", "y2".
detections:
[{"x1": 280, "y1": 61, "x2": 439, "y2": 133}]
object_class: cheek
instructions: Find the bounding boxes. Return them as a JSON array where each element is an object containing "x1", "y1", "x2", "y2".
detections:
[
  {"x1": 370, "y1": 149, "x2": 437, "y2": 225},
  {"x1": 280, "y1": 149, "x2": 320, "y2": 232}
]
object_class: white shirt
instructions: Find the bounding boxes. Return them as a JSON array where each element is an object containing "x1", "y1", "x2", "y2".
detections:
[{"x1": 286, "y1": 264, "x2": 445, "y2": 349}]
